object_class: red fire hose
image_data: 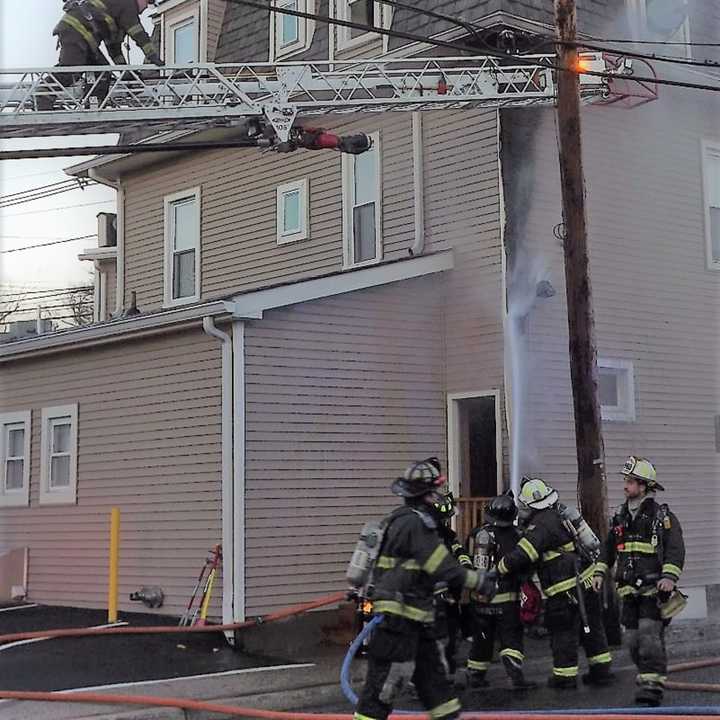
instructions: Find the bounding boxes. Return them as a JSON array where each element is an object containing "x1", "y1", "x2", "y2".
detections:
[{"x1": 0, "y1": 590, "x2": 347, "y2": 645}]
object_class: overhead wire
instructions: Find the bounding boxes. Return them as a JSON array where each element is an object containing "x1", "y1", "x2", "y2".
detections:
[
  {"x1": 1, "y1": 200, "x2": 114, "y2": 217},
  {"x1": 0, "y1": 234, "x2": 98, "y2": 253},
  {"x1": 0, "y1": 285, "x2": 94, "y2": 299},
  {"x1": 0, "y1": 178, "x2": 95, "y2": 209}
]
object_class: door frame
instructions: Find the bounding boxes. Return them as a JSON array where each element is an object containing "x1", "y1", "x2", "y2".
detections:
[{"x1": 446, "y1": 390, "x2": 503, "y2": 499}]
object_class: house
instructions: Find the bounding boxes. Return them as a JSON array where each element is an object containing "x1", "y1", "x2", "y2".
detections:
[{"x1": 0, "y1": 0, "x2": 718, "y2": 624}]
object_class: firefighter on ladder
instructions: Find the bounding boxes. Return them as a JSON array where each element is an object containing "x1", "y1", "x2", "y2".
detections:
[
  {"x1": 353, "y1": 459, "x2": 492, "y2": 720},
  {"x1": 39, "y1": 0, "x2": 162, "y2": 110},
  {"x1": 592, "y1": 457, "x2": 686, "y2": 707},
  {"x1": 494, "y1": 477, "x2": 614, "y2": 689}
]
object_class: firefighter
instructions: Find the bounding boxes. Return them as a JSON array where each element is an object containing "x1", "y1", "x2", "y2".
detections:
[
  {"x1": 496, "y1": 477, "x2": 613, "y2": 689},
  {"x1": 592, "y1": 457, "x2": 685, "y2": 707},
  {"x1": 430, "y1": 480, "x2": 473, "y2": 677},
  {"x1": 466, "y1": 491, "x2": 537, "y2": 690},
  {"x1": 39, "y1": 0, "x2": 161, "y2": 110},
  {"x1": 354, "y1": 460, "x2": 492, "y2": 720}
]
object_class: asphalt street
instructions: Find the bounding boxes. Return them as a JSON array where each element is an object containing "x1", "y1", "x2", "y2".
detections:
[{"x1": 317, "y1": 654, "x2": 720, "y2": 713}]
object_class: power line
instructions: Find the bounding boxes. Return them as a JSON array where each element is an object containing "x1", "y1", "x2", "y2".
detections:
[
  {"x1": 0, "y1": 234, "x2": 97, "y2": 253},
  {"x1": 0, "y1": 178, "x2": 95, "y2": 209},
  {"x1": 583, "y1": 36, "x2": 720, "y2": 47},
  {"x1": 1, "y1": 201, "x2": 114, "y2": 218},
  {"x1": 0, "y1": 285, "x2": 93, "y2": 299},
  {"x1": 228, "y1": 0, "x2": 720, "y2": 94}
]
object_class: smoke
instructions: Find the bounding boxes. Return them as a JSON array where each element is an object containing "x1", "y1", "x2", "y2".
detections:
[{"x1": 506, "y1": 247, "x2": 555, "y2": 497}]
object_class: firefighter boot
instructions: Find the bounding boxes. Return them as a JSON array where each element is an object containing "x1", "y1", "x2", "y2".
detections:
[
  {"x1": 466, "y1": 670, "x2": 489, "y2": 689},
  {"x1": 582, "y1": 664, "x2": 617, "y2": 687},
  {"x1": 547, "y1": 675, "x2": 578, "y2": 689},
  {"x1": 635, "y1": 683, "x2": 663, "y2": 707},
  {"x1": 501, "y1": 655, "x2": 537, "y2": 689}
]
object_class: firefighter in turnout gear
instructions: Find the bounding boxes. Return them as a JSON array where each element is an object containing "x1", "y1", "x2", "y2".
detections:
[
  {"x1": 39, "y1": 0, "x2": 161, "y2": 110},
  {"x1": 353, "y1": 460, "x2": 491, "y2": 720},
  {"x1": 496, "y1": 477, "x2": 614, "y2": 689},
  {"x1": 466, "y1": 491, "x2": 537, "y2": 690},
  {"x1": 593, "y1": 457, "x2": 685, "y2": 707},
  {"x1": 430, "y1": 480, "x2": 473, "y2": 676}
]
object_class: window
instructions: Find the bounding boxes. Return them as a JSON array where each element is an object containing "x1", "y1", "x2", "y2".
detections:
[
  {"x1": 0, "y1": 412, "x2": 31, "y2": 508},
  {"x1": 161, "y1": 4, "x2": 201, "y2": 64},
  {"x1": 627, "y1": 0, "x2": 691, "y2": 58},
  {"x1": 164, "y1": 187, "x2": 201, "y2": 306},
  {"x1": 336, "y1": 0, "x2": 391, "y2": 50},
  {"x1": 702, "y1": 140, "x2": 720, "y2": 270},
  {"x1": 598, "y1": 359, "x2": 636, "y2": 422},
  {"x1": 272, "y1": 0, "x2": 315, "y2": 58},
  {"x1": 40, "y1": 404, "x2": 78, "y2": 505},
  {"x1": 277, "y1": 179, "x2": 309, "y2": 244},
  {"x1": 342, "y1": 132, "x2": 382, "y2": 267}
]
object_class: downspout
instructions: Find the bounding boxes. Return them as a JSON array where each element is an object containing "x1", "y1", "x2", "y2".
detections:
[
  {"x1": 409, "y1": 112, "x2": 425, "y2": 256},
  {"x1": 232, "y1": 321, "x2": 246, "y2": 625},
  {"x1": 88, "y1": 169, "x2": 124, "y2": 314},
  {"x1": 202, "y1": 316, "x2": 234, "y2": 631}
]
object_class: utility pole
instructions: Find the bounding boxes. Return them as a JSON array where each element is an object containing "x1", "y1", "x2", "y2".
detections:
[{"x1": 554, "y1": 0, "x2": 608, "y2": 537}]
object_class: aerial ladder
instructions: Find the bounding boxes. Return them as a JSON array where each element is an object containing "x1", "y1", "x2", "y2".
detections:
[{"x1": 0, "y1": 53, "x2": 654, "y2": 155}]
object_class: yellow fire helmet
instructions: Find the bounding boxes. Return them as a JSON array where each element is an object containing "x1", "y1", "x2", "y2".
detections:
[
  {"x1": 621, "y1": 456, "x2": 664, "y2": 491},
  {"x1": 518, "y1": 476, "x2": 559, "y2": 510}
]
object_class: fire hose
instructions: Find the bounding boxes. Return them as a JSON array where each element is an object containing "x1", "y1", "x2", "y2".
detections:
[{"x1": 0, "y1": 590, "x2": 347, "y2": 644}]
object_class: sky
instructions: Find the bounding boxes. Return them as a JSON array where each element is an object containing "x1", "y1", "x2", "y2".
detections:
[{"x1": 0, "y1": 0, "x2": 152, "y2": 301}]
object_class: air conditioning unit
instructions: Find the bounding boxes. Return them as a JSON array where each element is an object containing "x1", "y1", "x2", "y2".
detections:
[{"x1": 97, "y1": 212, "x2": 117, "y2": 248}]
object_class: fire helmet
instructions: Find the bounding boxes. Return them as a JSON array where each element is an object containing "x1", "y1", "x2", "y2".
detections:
[
  {"x1": 485, "y1": 491, "x2": 517, "y2": 527},
  {"x1": 433, "y1": 491, "x2": 456, "y2": 520},
  {"x1": 392, "y1": 459, "x2": 445, "y2": 498},
  {"x1": 621, "y1": 456, "x2": 664, "y2": 491},
  {"x1": 518, "y1": 476, "x2": 558, "y2": 510}
]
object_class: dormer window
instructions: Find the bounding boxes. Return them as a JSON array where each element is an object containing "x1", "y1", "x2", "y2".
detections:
[
  {"x1": 271, "y1": 0, "x2": 315, "y2": 59},
  {"x1": 336, "y1": 0, "x2": 392, "y2": 51},
  {"x1": 154, "y1": 0, "x2": 204, "y2": 63},
  {"x1": 627, "y1": 0, "x2": 691, "y2": 58}
]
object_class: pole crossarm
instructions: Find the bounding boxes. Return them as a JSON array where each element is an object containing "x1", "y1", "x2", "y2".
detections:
[{"x1": 0, "y1": 54, "x2": 618, "y2": 139}]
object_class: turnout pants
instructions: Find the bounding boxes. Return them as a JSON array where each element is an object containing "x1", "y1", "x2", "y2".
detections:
[
  {"x1": 621, "y1": 594, "x2": 667, "y2": 699},
  {"x1": 355, "y1": 619, "x2": 461, "y2": 720},
  {"x1": 580, "y1": 590, "x2": 613, "y2": 673},
  {"x1": 467, "y1": 602, "x2": 524, "y2": 674}
]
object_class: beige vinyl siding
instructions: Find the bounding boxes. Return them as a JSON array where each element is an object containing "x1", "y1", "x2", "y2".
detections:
[
  {"x1": 243, "y1": 275, "x2": 446, "y2": 615},
  {"x1": 517, "y1": 91, "x2": 720, "y2": 587},
  {"x1": 207, "y1": 0, "x2": 227, "y2": 60},
  {"x1": 424, "y1": 110, "x2": 508, "y2": 482},
  {"x1": 0, "y1": 329, "x2": 223, "y2": 616},
  {"x1": 122, "y1": 114, "x2": 415, "y2": 313}
]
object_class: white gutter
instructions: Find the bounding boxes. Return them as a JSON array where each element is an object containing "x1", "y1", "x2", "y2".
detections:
[
  {"x1": 232, "y1": 320, "x2": 246, "y2": 625},
  {"x1": 202, "y1": 316, "x2": 234, "y2": 632},
  {"x1": 409, "y1": 112, "x2": 425, "y2": 256}
]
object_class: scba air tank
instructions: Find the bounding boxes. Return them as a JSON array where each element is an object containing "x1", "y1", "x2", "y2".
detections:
[
  {"x1": 557, "y1": 503, "x2": 601, "y2": 561},
  {"x1": 346, "y1": 520, "x2": 386, "y2": 590}
]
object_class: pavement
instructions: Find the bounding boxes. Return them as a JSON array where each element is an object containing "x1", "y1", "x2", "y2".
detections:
[{"x1": 0, "y1": 608, "x2": 718, "y2": 720}]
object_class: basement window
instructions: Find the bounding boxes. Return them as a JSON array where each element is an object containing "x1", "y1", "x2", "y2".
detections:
[
  {"x1": 598, "y1": 359, "x2": 636, "y2": 422},
  {"x1": 40, "y1": 405, "x2": 78, "y2": 506},
  {"x1": 0, "y1": 412, "x2": 31, "y2": 508}
]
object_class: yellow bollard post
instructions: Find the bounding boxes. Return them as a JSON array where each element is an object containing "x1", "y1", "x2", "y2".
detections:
[{"x1": 108, "y1": 507, "x2": 120, "y2": 624}]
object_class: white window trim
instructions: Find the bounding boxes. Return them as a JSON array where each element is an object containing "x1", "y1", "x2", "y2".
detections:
[
  {"x1": 335, "y1": 0, "x2": 391, "y2": 51},
  {"x1": 598, "y1": 358, "x2": 636, "y2": 422},
  {"x1": 342, "y1": 131, "x2": 383, "y2": 269},
  {"x1": 39, "y1": 404, "x2": 78, "y2": 506},
  {"x1": 0, "y1": 411, "x2": 31, "y2": 508},
  {"x1": 276, "y1": 178, "x2": 310, "y2": 244},
  {"x1": 270, "y1": 0, "x2": 316, "y2": 60},
  {"x1": 161, "y1": 3, "x2": 203, "y2": 63},
  {"x1": 626, "y1": 0, "x2": 691, "y2": 58},
  {"x1": 702, "y1": 139, "x2": 720, "y2": 271},
  {"x1": 163, "y1": 187, "x2": 202, "y2": 308}
]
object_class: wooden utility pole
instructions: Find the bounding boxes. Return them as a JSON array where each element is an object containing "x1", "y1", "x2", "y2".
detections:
[{"x1": 554, "y1": 0, "x2": 608, "y2": 537}]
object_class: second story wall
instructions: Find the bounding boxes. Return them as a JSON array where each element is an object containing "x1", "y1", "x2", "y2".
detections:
[{"x1": 120, "y1": 110, "x2": 500, "y2": 313}]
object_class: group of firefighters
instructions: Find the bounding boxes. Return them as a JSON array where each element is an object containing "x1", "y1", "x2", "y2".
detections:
[{"x1": 350, "y1": 455, "x2": 686, "y2": 720}]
